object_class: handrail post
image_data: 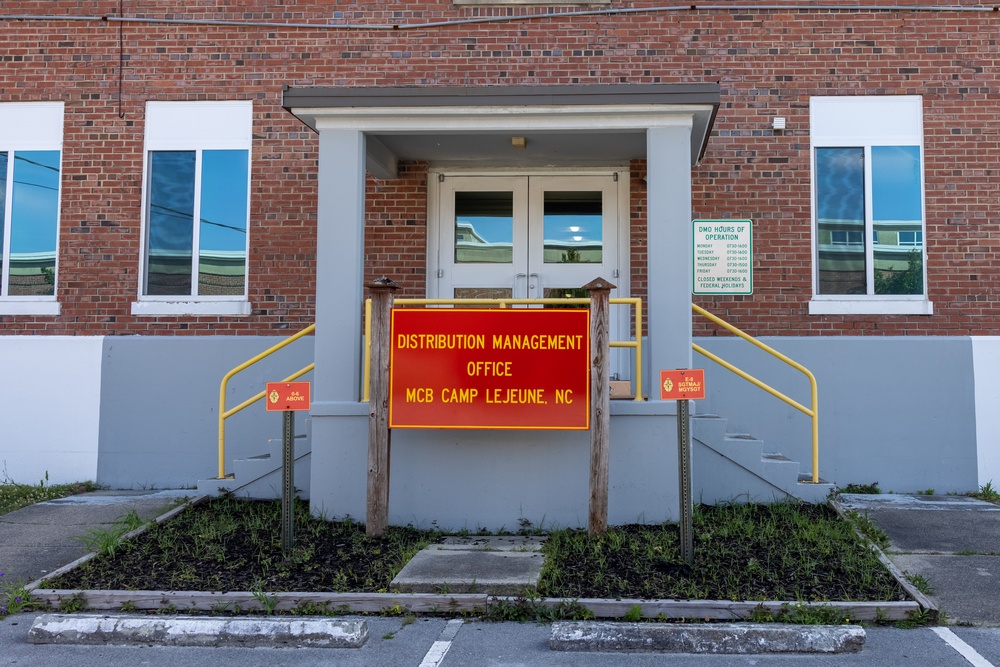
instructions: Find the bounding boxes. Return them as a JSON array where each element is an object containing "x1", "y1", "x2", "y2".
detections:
[
  {"x1": 691, "y1": 304, "x2": 821, "y2": 485},
  {"x1": 585, "y1": 277, "x2": 615, "y2": 536},
  {"x1": 367, "y1": 277, "x2": 397, "y2": 537}
]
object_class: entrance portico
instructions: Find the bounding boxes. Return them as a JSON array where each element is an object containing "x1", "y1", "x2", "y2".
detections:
[{"x1": 284, "y1": 84, "x2": 719, "y2": 527}]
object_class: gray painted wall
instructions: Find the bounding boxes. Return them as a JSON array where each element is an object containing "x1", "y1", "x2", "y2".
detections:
[
  {"x1": 694, "y1": 336, "x2": 978, "y2": 493},
  {"x1": 97, "y1": 335, "x2": 315, "y2": 489},
  {"x1": 309, "y1": 402, "x2": 681, "y2": 531}
]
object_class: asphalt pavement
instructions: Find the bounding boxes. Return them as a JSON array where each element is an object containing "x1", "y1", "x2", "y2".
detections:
[{"x1": 837, "y1": 492, "x2": 1000, "y2": 626}]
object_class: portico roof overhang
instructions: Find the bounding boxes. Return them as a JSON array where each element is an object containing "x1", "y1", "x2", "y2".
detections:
[{"x1": 283, "y1": 84, "x2": 719, "y2": 178}]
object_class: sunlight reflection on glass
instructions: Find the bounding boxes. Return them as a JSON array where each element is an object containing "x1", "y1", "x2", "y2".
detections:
[
  {"x1": 199, "y1": 150, "x2": 248, "y2": 296},
  {"x1": 9, "y1": 150, "x2": 59, "y2": 296},
  {"x1": 146, "y1": 151, "x2": 195, "y2": 295}
]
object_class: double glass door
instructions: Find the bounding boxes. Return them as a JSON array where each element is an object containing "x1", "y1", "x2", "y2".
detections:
[{"x1": 433, "y1": 174, "x2": 622, "y2": 303}]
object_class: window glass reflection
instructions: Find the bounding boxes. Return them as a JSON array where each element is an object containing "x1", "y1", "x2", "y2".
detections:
[
  {"x1": 454, "y1": 191, "x2": 513, "y2": 264},
  {"x1": 9, "y1": 150, "x2": 59, "y2": 296},
  {"x1": 815, "y1": 148, "x2": 866, "y2": 295},
  {"x1": 0, "y1": 152, "x2": 6, "y2": 290},
  {"x1": 199, "y1": 150, "x2": 248, "y2": 296},
  {"x1": 873, "y1": 146, "x2": 923, "y2": 295},
  {"x1": 146, "y1": 151, "x2": 195, "y2": 295},
  {"x1": 543, "y1": 191, "x2": 602, "y2": 264}
]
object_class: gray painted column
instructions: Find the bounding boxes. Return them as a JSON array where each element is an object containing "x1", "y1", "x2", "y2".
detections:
[
  {"x1": 646, "y1": 124, "x2": 694, "y2": 400},
  {"x1": 313, "y1": 129, "x2": 367, "y2": 406}
]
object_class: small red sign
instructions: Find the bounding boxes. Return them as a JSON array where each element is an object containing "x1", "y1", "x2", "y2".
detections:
[
  {"x1": 265, "y1": 382, "x2": 311, "y2": 411},
  {"x1": 390, "y1": 308, "x2": 590, "y2": 430},
  {"x1": 660, "y1": 369, "x2": 706, "y2": 400}
]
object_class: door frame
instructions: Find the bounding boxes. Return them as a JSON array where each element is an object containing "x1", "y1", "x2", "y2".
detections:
[{"x1": 427, "y1": 167, "x2": 633, "y2": 378}]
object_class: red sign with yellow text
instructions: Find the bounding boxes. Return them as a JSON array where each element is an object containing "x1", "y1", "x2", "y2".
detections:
[
  {"x1": 265, "y1": 381, "x2": 311, "y2": 411},
  {"x1": 390, "y1": 308, "x2": 590, "y2": 429},
  {"x1": 659, "y1": 369, "x2": 706, "y2": 400}
]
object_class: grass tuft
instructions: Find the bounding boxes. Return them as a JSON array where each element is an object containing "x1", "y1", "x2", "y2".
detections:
[{"x1": 0, "y1": 471, "x2": 99, "y2": 517}]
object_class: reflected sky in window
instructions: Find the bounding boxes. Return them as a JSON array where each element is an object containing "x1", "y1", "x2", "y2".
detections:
[
  {"x1": 543, "y1": 190, "x2": 602, "y2": 264},
  {"x1": 10, "y1": 150, "x2": 60, "y2": 255},
  {"x1": 455, "y1": 191, "x2": 513, "y2": 264},
  {"x1": 146, "y1": 149, "x2": 249, "y2": 296},
  {"x1": 816, "y1": 148, "x2": 864, "y2": 224},
  {"x1": 873, "y1": 146, "x2": 922, "y2": 223}
]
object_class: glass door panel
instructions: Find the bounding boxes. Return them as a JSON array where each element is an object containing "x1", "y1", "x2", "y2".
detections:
[
  {"x1": 437, "y1": 176, "x2": 527, "y2": 299},
  {"x1": 543, "y1": 190, "x2": 603, "y2": 265},
  {"x1": 434, "y1": 172, "x2": 628, "y2": 378},
  {"x1": 454, "y1": 191, "x2": 514, "y2": 264}
]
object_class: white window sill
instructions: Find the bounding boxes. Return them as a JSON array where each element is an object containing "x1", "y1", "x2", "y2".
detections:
[
  {"x1": 0, "y1": 300, "x2": 61, "y2": 316},
  {"x1": 131, "y1": 300, "x2": 252, "y2": 316},
  {"x1": 808, "y1": 298, "x2": 934, "y2": 316}
]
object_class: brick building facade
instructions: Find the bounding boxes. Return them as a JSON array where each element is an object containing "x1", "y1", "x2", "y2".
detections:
[{"x1": 2, "y1": 1, "x2": 999, "y2": 525}]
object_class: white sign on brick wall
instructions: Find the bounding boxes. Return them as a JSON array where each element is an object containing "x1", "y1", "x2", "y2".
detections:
[{"x1": 692, "y1": 219, "x2": 753, "y2": 295}]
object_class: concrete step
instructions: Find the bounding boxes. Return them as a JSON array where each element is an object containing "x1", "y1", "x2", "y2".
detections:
[
  {"x1": 196, "y1": 447, "x2": 312, "y2": 500},
  {"x1": 692, "y1": 414, "x2": 834, "y2": 504},
  {"x1": 390, "y1": 536, "x2": 545, "y2": 596}
]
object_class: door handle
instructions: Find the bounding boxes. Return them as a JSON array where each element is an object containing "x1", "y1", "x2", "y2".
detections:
[
  {"x1": 529, "y1": 273, "x2": 540, "y2": 293},
  {"x1": 514, "y1": 273, "x2": 527, "y2": 299}
]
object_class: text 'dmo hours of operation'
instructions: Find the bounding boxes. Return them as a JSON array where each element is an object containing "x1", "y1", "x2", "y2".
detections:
[{"x1": 389, "y1": 308, "x2": 590, "y2": 429}]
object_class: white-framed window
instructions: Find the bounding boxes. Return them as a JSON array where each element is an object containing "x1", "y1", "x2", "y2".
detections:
[
  {"x1": 133, "y1": 101, "x2": 252, "y2": 316},
  {"x1": 809, "y1": 96, "x2": 932, "y2": 316},
  {"x1": 454, "y1": 0, "x2": 608, "y2": 4},
  {"x1": 0, "y1": 102, "x2": 63, "y2": 316}
]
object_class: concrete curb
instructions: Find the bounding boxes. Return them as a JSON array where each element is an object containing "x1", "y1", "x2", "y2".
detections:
[
  {"x1": 27, "y1": 613, "x2": 368, "y2": 648},
  {"x1": 549, "y1": 621, "x2": 866, "y2": 654}
]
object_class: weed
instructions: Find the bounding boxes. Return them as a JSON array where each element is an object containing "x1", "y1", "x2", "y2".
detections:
[
  {"x1": 845, "y1": 510, "x2": 891, "y2": 551},
  {"x1": 0, "y1": 573, "x2": 40, "y2": 617},
  {"x1": 77, "y1": 509, "x2": 145, "y2": 558},
  {"x1": 623, "y1": 604, "x2": 643, "y2": 622},
  {"x1": 905, "y1": 573, "x2": 934, "y2": 595},
  {"x1": 895, "y1": 607, "x2": 935, "y2": 629},
  {"x1": 120, "y1": 600, "x2": 138, "y2": 613},
  {"x1": 59, "y1": 592, "x2": 87, "y2": 613},
  {"x1": 251, "y1": 588, "x2": 278, "y2": 614},
  {"x1": 841, "y1": 482, "x2": 881, "y2": 495},
  {"x1": 483, "y1": 596, "x2": 594, "y2": 623},
  {"x1": 917, "y1": 489, "x2": 935, "y2": 496},
  {"x1": 0, "y1": 470, "x2": 99, "y2": 516},
  {"x1": 379, "y1": 603, "x2": 407, "y2": 617},
  {"x1": 970, "y1": 481, "x2": 1000, "y2": 505}
]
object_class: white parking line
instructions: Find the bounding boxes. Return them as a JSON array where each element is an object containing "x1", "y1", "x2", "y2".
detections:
[
  {"x1": 933, "y1": 627, "x2": 996, "y2": 667},
  {"x1": 418, "y1": 619, "x2": 464, "y2": 667}
]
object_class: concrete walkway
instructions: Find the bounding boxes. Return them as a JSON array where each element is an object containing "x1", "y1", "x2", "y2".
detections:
[
  {"x1": 0, "y1": 489, "x2": 192, "y2": 586},
  {"x1": 837, "y1": 493, "x2": 1000, "y2": 626}
]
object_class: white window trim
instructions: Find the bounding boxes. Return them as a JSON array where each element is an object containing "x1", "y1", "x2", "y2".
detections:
[
  {"x1": 0, "y1": 102, "x2": 64, "y2": 314},
  {"x1": 0, "y1": 298, "x2": 61, "y2": 316},
  {"x1": 808, "y1": 96, "x2": 933, "y2": 315},
  {"x1": 133, "y1": 100, "x2": 252, "y2": 317},
  {"x1": 808, "y1": 297, "x2": 933, "y2": 316},
  {"x1": 131, "y1": 298, "x2": 251, "y2": 316}
]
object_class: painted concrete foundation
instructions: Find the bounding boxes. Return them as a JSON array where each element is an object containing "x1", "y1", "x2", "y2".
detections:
[
  {"x1": 696, "y1": 336, "x2": 981, "y2": 494},
  {"x1": 2, "y1": 334, "x2": 999, "y2": 517}
]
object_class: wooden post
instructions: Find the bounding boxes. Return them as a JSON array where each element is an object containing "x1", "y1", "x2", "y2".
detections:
[
  {"x1": 585, "y1": 277, "x2": 615, "y2": 536},
  {"x1": 366, "y1": 277, "x2": 397, "y2": 537}
]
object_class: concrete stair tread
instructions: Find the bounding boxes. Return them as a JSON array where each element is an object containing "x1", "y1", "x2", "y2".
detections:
[{"x1": 391, "y1": 536, "x2": 545, "y2": 595}]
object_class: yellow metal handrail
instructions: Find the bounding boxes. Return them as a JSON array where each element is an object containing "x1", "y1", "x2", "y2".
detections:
[
  {"x1": 217, "y1": 324, "x2": 315, "y2": 480},
  {"x1": 363, "y1": 297, "x2": 644, "y2": 403},
  {"x1": 691, "y1": 304, "x2": 820, "y2": 484}
]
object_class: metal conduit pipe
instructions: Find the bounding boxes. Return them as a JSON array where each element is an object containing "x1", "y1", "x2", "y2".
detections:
[{"x1": 1, "y1": 4, "x2": 998, "y2": 33}]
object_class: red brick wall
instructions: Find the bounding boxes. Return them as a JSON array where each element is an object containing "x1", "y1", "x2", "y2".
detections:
[{"x1": 1, "y1": 1, "x2": 998, "y2": 336}]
